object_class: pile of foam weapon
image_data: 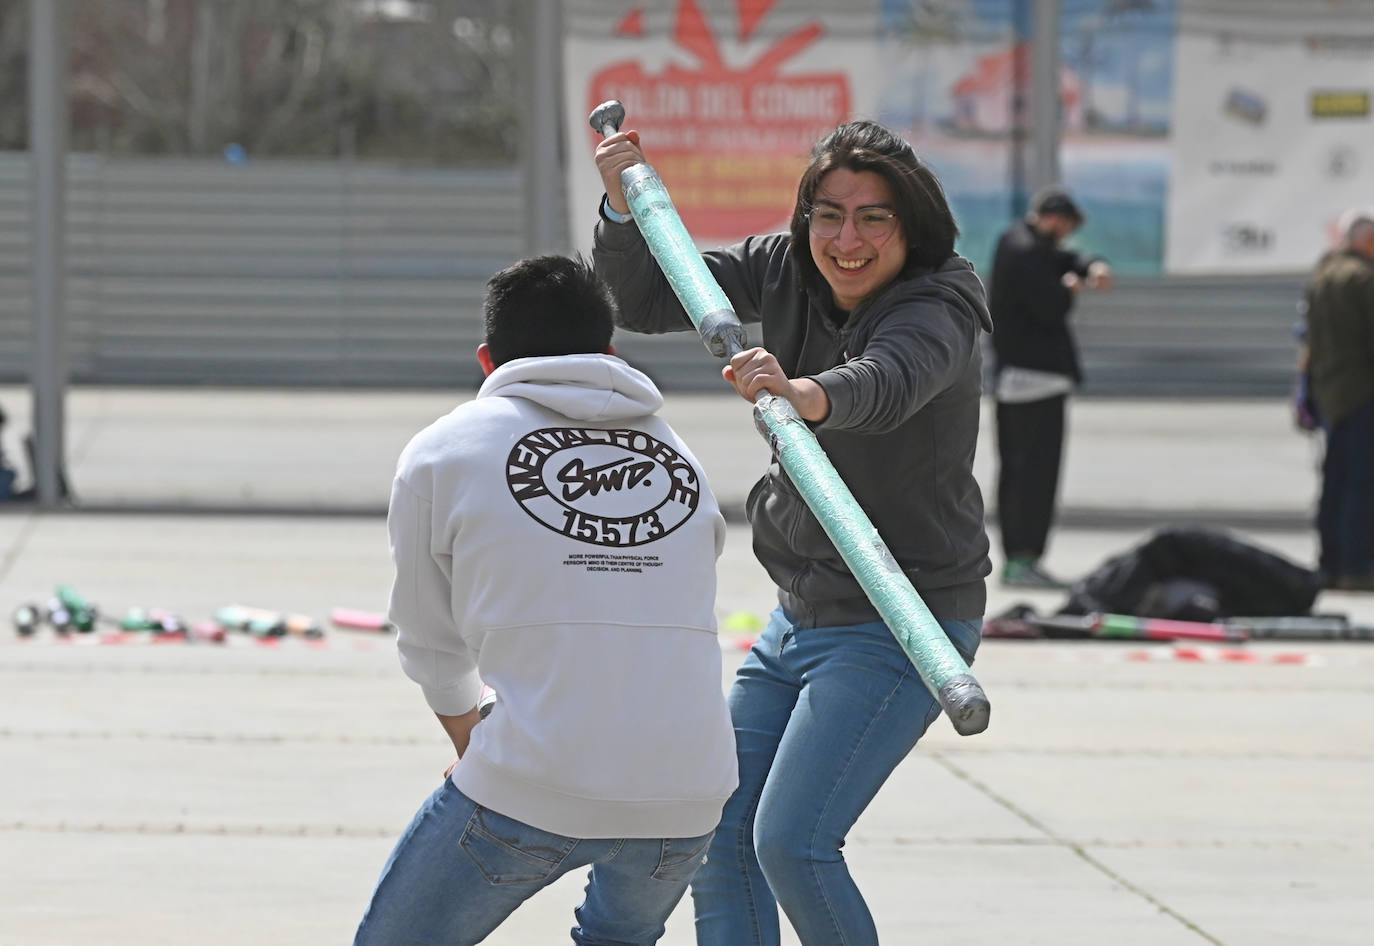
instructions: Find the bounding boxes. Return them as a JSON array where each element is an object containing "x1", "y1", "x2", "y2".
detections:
[
  {"x1": 11, "y1": 586, "x2": 393, "y2": 643},
  {"x1": 982, "y1": 605, "x2": 1374, "y2": 642}
]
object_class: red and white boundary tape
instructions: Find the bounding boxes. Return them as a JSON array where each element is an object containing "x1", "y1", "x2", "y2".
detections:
[
  {"x1": 1125, "y1": 644, "x2": 1321, "y2": 665},
  {"x1": 1038, "y1": 643, "x2": 1338, "y2": 666}
]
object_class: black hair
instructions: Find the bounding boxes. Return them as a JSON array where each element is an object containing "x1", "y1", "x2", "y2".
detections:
[
  {"x1": 789, "y1": 120, "x2": 959, "y2": 284},
  {"x1": 482, "y1": 255, "x2": 616, "y2": 367},
  {"x1": 1030, "y1": 185, "x2": 1085, "y2": 224}
]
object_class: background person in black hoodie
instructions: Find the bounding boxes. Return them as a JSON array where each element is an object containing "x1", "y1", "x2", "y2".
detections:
[
  {"x1": 988, "y1": 186, "x2": 1113, "y2": 589},
  {"x1": 593, "y1": 120, "x2": 990, "y2": 946}
]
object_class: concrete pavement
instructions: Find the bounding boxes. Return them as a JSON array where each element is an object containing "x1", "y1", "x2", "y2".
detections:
[
  {"x1": 1, "y1": 386, "x2": 1371, "y2": 946},
  {"x1": 1, "y1": 385, "x2": 1323, "y2": 528}
]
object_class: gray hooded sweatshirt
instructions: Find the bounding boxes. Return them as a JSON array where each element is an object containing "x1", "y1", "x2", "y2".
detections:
[{"x1": 594, "y1": 222, "x2": 993, "y2": 626}]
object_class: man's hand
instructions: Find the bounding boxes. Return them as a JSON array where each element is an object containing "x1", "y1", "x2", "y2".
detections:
[
  {"x1": 435, "y1": 704, "x2": 484, "y2": 768},
  {"x1": 1086, "y1": 260, "x2": 1114, "y2": 290},
  {"x1": 594, "y1": 129, "x2": 644, "y2": 217},
  {"x1": 723, "y1": 347, "x2": 830, "y2": 422}
]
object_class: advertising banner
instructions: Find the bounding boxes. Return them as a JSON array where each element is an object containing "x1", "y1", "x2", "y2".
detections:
[
  {"x1": 1166, "y1": 6, "x2": 1374, "y2": 273},
  {"x1": 563, "y1": 0, "x2": 1174, "y2": 274},
  {"x1": 564, "y1": 0, "x2": 875, "y2": 249},
  {"x1": 875, "y1": 1, "x2": 1174, "y2": 275}
]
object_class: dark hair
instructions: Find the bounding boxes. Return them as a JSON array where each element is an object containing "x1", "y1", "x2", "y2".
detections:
[
  {"x1": 1030, "y1": 185, "x2": 1085, "y2": 224},
  {"x1": 482, "y1": 255, "x2": 616, "y2": 367},
  {"x1": 789, "y1": 120, "x2": 959, "y2": 284}
]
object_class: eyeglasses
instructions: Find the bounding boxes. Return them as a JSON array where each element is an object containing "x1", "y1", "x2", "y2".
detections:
[{"x1": 806, "y1": 206, "x2": 899, "y2": 240}]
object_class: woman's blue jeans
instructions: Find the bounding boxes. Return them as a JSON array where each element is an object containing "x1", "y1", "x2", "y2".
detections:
[
  {"x1": 691, "y1": 607, "x2": 981, "y2": 946},
  {"x1": 353, "y1": 780, "x2": 713, "y2": 946}
]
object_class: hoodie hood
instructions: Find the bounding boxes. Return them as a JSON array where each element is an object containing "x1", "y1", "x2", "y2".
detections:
[
  {"x1": 923, "y1": 256, "x2": 994, "y2": 334},
  {"x1": 861, "y1": 256, "x2": 993, "y2": 335},
  {"x1": 476, "y1": 353, "x2": 663, "y2": 422}
]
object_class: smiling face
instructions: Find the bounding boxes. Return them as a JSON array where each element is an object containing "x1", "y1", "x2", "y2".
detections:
[{"x1": 808, "y1": 168, "x2": 907, "y2": 313}]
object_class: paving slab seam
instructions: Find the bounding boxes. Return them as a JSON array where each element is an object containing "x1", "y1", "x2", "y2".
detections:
[
  {"x1": 0, "y1": 820, "x2": 395, "y2": 839},
  {"x1": 0, "y1": 663, "x2": 393, "y2": 678},
  {"x1": 67, "y1": 408, "x2": 108, "y2": 470},
  {"x1": 7, "y1": 820, "x2": 1365, "y2": 857},
  {"x1": 0, "y1": 511, "x2": 41, "y2": 583},
  {"x1": 10, "y1": 730, "x2": 1369, "y2": 763},
  {"x1": 931, "y1": 750, "x2": 1231, "y2": 946},
  {"x1": 0, "y1": 728, "x2": 436, "y2": 748}
]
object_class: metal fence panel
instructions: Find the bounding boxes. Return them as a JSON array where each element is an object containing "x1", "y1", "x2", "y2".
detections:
[
  {"x1": 0, "y1": 154, "x2": 1305, "y2": 395},
  {"x1": 0, "y1": 155, "x2": 525, "y2": 388}
]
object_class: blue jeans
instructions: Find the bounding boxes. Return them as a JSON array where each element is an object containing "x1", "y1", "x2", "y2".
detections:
[
  {"x1": 692, "y1": 608, "x2": 981, "y2": 946},
  {"x1": 1317, "y1": 397, "x2": 1374, "y2": 579},
  {"x1": 353, "y1": 780, "x2": 714, "y2": 946}
]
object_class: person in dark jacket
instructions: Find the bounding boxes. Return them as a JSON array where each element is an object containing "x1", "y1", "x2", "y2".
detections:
[
  {"x1": 593, "y1": 120, "x2": 990, "y2": 945},
  {"x1": 1304, "y1": 208, "x2": 1374, "y2": 591},
  {"x1": 987, "y1": 185, "x2": 1112, "y2": 589}
]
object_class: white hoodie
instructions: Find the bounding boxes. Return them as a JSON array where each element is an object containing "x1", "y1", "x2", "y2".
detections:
[{"x1": 387, "y1": 353, "x2": 737, "y2": 839}]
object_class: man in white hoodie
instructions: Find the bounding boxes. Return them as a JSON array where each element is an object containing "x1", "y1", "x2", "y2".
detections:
[{"x1": 352, "y1": 255, "x2": 737, "y2": 946}]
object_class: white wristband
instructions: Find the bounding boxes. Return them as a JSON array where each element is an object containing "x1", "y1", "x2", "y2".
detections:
[{"x1": 600, "y1": 195, "x2": 632, "y2": 224}]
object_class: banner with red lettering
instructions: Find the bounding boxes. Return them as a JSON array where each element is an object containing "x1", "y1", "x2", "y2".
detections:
[
  {"x1": 564, "y1": 0, "x2": 873, "y2": 248},
  {"x1": 563, "y1": 0, "x2": 1175, "y2": 278}
]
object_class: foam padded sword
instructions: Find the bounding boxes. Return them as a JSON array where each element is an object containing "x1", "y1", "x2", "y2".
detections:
[{"x1": 590, "y1": 100, "x2": 990, "y2": 736}]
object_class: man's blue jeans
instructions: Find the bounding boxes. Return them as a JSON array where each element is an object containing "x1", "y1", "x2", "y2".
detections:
[
  {"x1": 353, "y1": 779, "x2": 714, "y2": 946},
  {"x1": 692, "y1": 607, "x2": 981, "y2": 946},
  {"x1": 1317, "y1": 397, "x2": 1374, "y2": 580}
]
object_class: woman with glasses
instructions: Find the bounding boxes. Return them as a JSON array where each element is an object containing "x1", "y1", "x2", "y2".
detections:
[{"x1": 592, "y1": 120, "x2": 993, "y2": 946}]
